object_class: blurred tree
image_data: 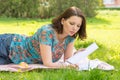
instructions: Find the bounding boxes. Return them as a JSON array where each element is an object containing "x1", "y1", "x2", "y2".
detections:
[
  {"x1": 0, "y1": 0, "x2": 100, "y2": 18},
  {"x1": 49, "y1": 0, "x2": 100, "y2": 17},
  {"x1": 98, "y1": 0, "x2": 104, "y2": 7},
  {"x1": 0, "y1": 0, "x2": 39, "y2": 18}
]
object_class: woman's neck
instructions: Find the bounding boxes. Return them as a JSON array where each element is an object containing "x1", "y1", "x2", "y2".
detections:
[
  {"x1": 57, "y1": 34, "x2": 65, "y2": 42},
  {"x1": 55, "y1": 30, "x2": 67, "y2": 43}
]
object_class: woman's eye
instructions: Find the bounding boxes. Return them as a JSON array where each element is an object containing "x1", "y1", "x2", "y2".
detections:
[
  {"x1": 77, "y1": 25, "x2": 80, "y2": 28},
  {"x1": 69, "y1": 22, "x2": 75, "y2": 25}
]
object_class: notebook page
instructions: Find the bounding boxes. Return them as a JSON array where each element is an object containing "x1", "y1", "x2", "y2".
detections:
[{"x1": 66, "y1": 42, "x2": 99, "y2": 64}]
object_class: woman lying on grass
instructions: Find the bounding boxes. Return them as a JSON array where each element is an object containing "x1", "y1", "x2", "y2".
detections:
[{"x1": 0, "y1": 6, "x2": 86, "y2": 69}]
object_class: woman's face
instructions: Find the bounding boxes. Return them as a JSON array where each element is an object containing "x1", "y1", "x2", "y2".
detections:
[{"x1": 61, "y1": 16, "x2": 82, "y2": 36}]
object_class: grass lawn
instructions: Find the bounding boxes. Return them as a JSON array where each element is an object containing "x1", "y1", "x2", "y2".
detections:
[{"x1": 0, "y1": 10, "x2": 120, "y2": 80}]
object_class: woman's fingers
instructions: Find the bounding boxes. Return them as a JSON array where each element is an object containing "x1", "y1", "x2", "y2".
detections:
[
  {"x1": 78, "y1": 48, "x2": 86, "y2": 51},
  {"x1": 68, "y1": 64, "x2": 79, "y2": 69},
  {"x1": 74, "y1": 48, "x2": 86, "y2": 54}
]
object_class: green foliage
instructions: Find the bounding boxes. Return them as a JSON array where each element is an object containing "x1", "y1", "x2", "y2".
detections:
[
  {"x1": 0, "y1": 0, "x2": 100, "y2": 18},
  {"x1": 98, "y1": 0, "x2": 104, "y2": 7},
  {"x1": 49, "y1": 0, "x2": 100, "y2": 17},
  {"x1": 38, "y1": 0, "x2": 52, "y2": 18},
  {"x1": 0, "y1": 0, "x2": 39, "y2": 18},
  {"x1": 84, "y1": 0, "x2": 99, "y2": 17}
]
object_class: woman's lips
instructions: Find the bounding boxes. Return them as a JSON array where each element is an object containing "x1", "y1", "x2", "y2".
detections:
[{"x1": 70, "y1": 31, "x2": 75, "y2": 35}]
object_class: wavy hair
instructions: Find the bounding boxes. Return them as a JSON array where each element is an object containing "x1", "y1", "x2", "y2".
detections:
[{"x1": 52, "y1": 6, "x2": 87, "y2": 40}]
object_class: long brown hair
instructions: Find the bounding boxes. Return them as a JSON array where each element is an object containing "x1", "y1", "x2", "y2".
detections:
[{"x1": 52, "y1": 6, "x2": 87, "y2": 40}]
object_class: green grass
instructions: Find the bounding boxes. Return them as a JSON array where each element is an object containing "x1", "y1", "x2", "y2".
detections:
[
  {"x1": 0, "y1": 10, "x2": 120, "y2": 80},
  {"x1": 0, "y1": 18, "x2": 51, "y2": 35}
]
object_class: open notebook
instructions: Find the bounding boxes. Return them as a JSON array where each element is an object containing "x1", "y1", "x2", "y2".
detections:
[{"x1": 66, "y1": 42, "x2": 99, "y2": 64}]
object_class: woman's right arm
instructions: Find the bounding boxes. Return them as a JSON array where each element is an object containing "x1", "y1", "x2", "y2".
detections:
[
  {"x1": 40, "y1": 44, "x2": 78, "y2": 69},
  {"x1": 40, "y1": 44, "x2": 62, "y2": 68}
]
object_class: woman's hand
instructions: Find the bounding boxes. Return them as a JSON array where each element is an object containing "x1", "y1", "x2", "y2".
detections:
[
  {"x1": 74, "y1": 48, "x2": 86, "y2": 54},
  {"x1": 64, "y1": 61, "x2": 79, "y2": 69},
  {"x1": 68, "y1": 64, "x2": 79, "y2": 69}
]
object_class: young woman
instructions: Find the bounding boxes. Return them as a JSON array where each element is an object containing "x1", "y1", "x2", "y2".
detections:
[{"x1": 0, "y1": 6, "x2": 86, "y2": 68}]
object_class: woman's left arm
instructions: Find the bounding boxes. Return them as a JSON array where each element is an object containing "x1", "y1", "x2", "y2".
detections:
[{"x1": 64, "y1": 41, "x2": 75, "y2": 61}]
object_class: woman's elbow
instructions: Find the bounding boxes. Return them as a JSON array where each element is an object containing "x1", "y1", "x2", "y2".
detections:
[
  {"x1": 43, "y1": 62, "x2": 59, "y2": 68},
  {"x1": 43, "y1": 62, "x2": 54, "y2": 67}
]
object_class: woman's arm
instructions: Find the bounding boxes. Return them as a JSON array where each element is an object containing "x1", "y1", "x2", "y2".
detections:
[
  {"x1": 40, "y1": 44, "x2": 65, "y2": 68},
  {"x1": 64, "y1": 41, "x2": 75, "y2": 61},
  {"x1": 40, "y1": 43, "x2": 78, "y2": 68}
]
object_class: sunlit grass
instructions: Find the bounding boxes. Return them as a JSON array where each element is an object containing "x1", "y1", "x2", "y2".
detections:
[
  {"x1": 87, "y1": 10, "x2": 120, "y2": 30},
  {"x1": 0, "y1": 18, "x2": 51, "y2": 35},
  {"x1": 0, "y1": 10, "x2": 120, "y2": 80}
]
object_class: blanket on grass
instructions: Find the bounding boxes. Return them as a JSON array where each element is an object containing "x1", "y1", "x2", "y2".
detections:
[
  {"x1": 0, "y1": 64, "x2": 50, "y2": 72},
  {"x1": 0, "y1": 59, "x2": 115, "y2": 72}
]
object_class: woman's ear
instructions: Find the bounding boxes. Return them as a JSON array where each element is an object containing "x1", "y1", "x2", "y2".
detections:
[{"x1": 61, "y1": 18, "x2": 65, "y2": 25}]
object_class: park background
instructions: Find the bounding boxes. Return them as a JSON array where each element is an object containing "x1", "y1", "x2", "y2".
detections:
[{"x1": 0, "y1": 0, "x2": 120, "y2": 80}]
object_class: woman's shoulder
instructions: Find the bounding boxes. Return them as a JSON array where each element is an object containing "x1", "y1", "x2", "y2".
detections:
[
  {"x1": 65, "y1": 36, "x2": 75, "y2": 43},
  {"x1": 38, "y1": 24, "x2": 53, "y2": 32},
  {"x1": 67, "y1": 36, "x2": 75, "y2": 40},
  {"x1": 35, "y1": 24, "x2": 55, "y2": 36}
]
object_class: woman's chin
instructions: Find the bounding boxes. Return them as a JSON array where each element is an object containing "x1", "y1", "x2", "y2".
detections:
[{"x1": 69, "y1": 34, "x2": 74, "y2": 36}]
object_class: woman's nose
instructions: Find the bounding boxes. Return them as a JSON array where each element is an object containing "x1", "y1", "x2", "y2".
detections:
[{"x1": 72, "y1": 25, "x2": 77, "y2": 31}]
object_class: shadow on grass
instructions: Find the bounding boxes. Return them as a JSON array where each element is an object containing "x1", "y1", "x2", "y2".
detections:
[
  {"x1": 0, "y1": 17, "x2": 110, "y2": 25},
  {"x1": 0, "y1": 17, "x2": 51, "y2": 23}
]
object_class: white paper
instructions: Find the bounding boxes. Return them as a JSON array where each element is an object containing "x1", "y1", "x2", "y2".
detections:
[{"x1": 66, "y1": 42, "x2": 99, "y2": 64}]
